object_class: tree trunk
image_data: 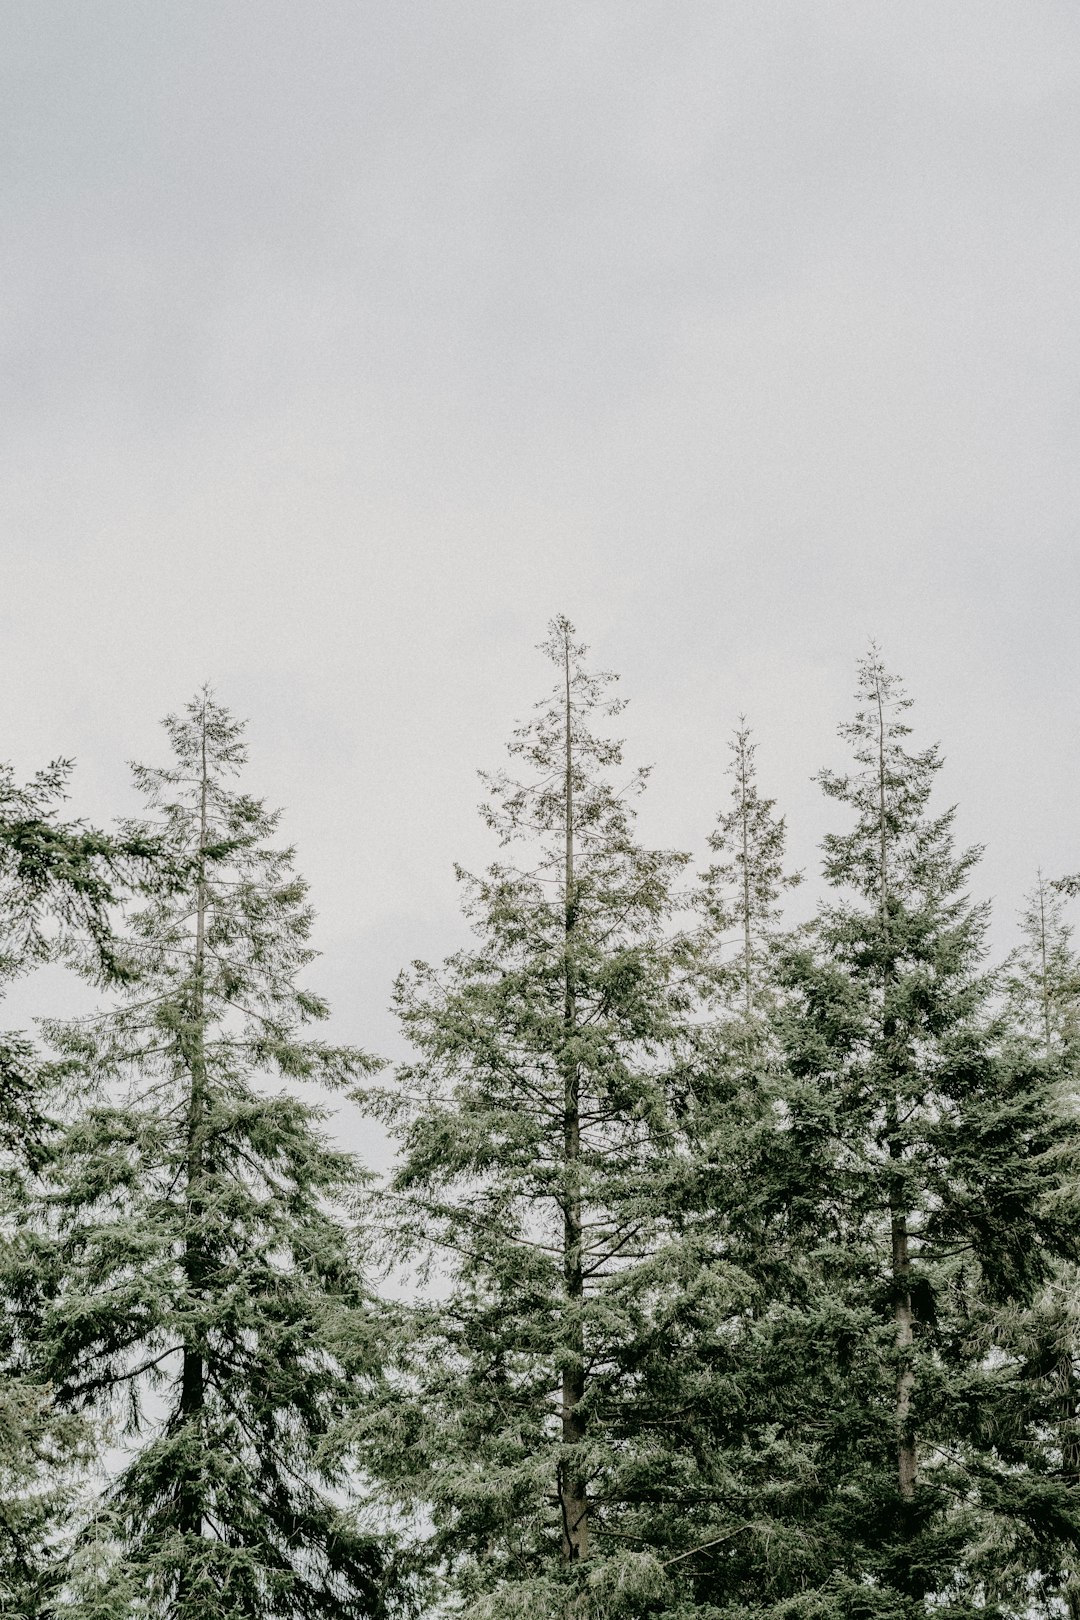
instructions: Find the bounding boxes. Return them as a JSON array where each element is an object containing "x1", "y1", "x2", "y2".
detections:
[
  {"x1": 877, "y1": 676, "x2": 916, "y2": 1500},
  {"x1": 738, "y1": 735, "x2": 753, "y2": 1024},
  {"x1": 178, "y1": 709, "x2": 210, "y2": 1546},
  {"x1": 891, "y1": 1196, "x2": 917, "y2": 1500},
  {"x1": 558, "y1": 631, "x2": 588, "y2": 1563},
  {"x1": 1038, "y1": 874, "x2": 1053, "y2": 1056},
  {"x1": 559, "y1": 1090, "x2": 588, "y2": 1562},
  {"x1": 1056, "y1": 1307, "x2": 1080, "y2": 1619}
]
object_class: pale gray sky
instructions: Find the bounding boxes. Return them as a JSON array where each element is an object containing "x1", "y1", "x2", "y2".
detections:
[{"x1": 3, "y1": 4, "x2": 1079, "y2": 1141}]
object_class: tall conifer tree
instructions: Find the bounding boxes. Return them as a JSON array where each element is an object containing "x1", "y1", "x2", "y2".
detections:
[
  {"x1": 999, "y1": 877, "x2": 1080, "y2": 1617},
  {"x1": 37, "y1": 693, "x2": 386, "y2": 1619},
  {"x1": 616, "y1": 724, "x2": 818, "y2": 1611},
  {"x1": 1006, "y1": 876, "x2": 1080, "y2": 1060},
  {"x1": 770, "y1": 649, "x2": 1080, "y2": 1613},
  {"x1": 699, "y1": 721, "x2": 801, "y2": 1042},
  {"x1": 1, "y1": 759, "x2": 156, "y2": 1615},
  {"x1": 366, "y1": 618, "x2": 693, "y2": 1617}
]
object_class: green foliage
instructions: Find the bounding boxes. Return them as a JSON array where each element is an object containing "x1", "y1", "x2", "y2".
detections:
[
  {"x1": 1, "y1": 757, "x2": 156, "y2": 1615},
  {"x1": 993, "y1": 878, "x2": 1080, "y2": 1617},
  {"x1": 34, "y1": 692, "x2": 388, "y2": 1618},
  {"x1": 698, "y1": 721, "x2": 801, "y2": 1030},
  {"x1": 1005, "y1": 876, "x2": 1080, "y2": 1062},
  {"x1": 4, "y1": 633, "x2": 1080, "y2": 1620},
  {"x1": 761, "y1": 649, "x2": 1080, "y2": 1614},
  {"x1": 362, "y1": 619, "x2": 695, "y2": 1616}
]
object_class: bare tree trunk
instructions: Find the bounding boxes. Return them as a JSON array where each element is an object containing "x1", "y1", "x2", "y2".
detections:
[
  {"x1": 178, "y1": 706, "x2": 210, "y2": 1550},
  {"x1": 737, "y1": 731, "x2": 753, "y2": 1026},
  {"x1": 1038, "y1": 872, "x2": 1053, "y2": 1056},
  {"x1": 1056, "y1": 1304, "x2": 1080, "y2": 1618},
  {"x1": 558, "y1": 631, "x2": 588, "y2": 1563},
  {"x1": 877, "y1": 675, "x2": 916, "y2": 1501},
  {"x1": 890, "y1": 1172, "x2": 917, "y2": 1500}
]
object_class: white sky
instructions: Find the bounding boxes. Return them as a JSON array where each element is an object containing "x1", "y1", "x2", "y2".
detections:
[{"x1": 3, "y1": 3, "x2": 1079, "y2": 1163}]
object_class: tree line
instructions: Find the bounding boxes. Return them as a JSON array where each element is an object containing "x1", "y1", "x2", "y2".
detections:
[{"x1": 2, "y1": 617, "x2": 1079, "y2": 1619}]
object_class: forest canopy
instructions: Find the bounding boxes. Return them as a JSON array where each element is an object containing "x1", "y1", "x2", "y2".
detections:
[{"x1": 2, "y1": 620, "x2": 1079, "y2": 1620}]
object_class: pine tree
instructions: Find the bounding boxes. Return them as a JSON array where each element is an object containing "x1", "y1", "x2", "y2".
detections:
[
  {"x1": 699, "y1": 721, "x2": 801, "y2": 1043},
  {"x1": 365, "y1": 618, "x2": 694, "y2": 1618},
  {"x1": 767, "y1": 649, "x2": 1080, "y2": 1614},
  {"x1": 1000, "y1": 877, "x2": 1080, "y2": 1618},
  {"x1": 571, "y1": 712, "x2": 803, "y2": 1614},
  {"x1": 36, "y1": 692, "x2": 387, "y2": 1619},
  {"x1": 1006, "y1": 875, "x2": 1080, "y2": 1060},
  {"x1": 608, "y1": 726, "x2": 829, "y2": 1613},
  {"x1": 1, "y1": 760, "x2": 154, "y2": 1615}
]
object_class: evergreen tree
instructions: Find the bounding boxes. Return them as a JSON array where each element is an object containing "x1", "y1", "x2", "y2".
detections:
[
  {"x1": 611, "y1": 725, "x2": 826, "y2": 1613},
  {"x1": 1000, "y1": 878, "x2": 1080, "y2": 1618},
  {"x1": 36, "y1": 692, "x2": 386, "y2": 1619},
  {"x1": 1, "y1": 758, "x2": 156, "y2": 1616},
  {"x1": 699, "y1": 720, "x2": 801, "y2": 1043},
  {"x1": 1006, "y1": 875, "x2": 1080, "y2": 1060},
  {"x1": 365, "y1": 618, "x2": 694, "y2": 1618},
  {"x1": 764, "y1": 649, "x2": 1080, "y2": 1615}
]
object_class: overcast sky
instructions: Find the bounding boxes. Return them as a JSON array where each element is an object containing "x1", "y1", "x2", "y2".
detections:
[{"x1": 3, "y1": 4, "x2": 1079, "y2": 1155}]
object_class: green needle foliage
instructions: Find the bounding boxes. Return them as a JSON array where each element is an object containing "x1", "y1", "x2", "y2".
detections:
[
  {"x1": 764, "y1": 649, "x2": 1080, "y2": 1616},
  {"x1": 998, "y1": 878, "x2": 1080, "y2": 1617},
  {"x1": 5, "y1": 629, "x2": 1080, "y2": 1620},
  {"x1": 36, "y1": 692, "x2": 387, "y2": 1619},
  {"x1": 2, "y1": 757, "x2": 160, "y2": 1160},
  {"x1": 1, "y1": 757, "x2": 161, "y2": 1617},
  {"x1": 698, "y1": 720, "x2": 802, "y2": 1045},
  {"x1": 609, "y1": 725, "x2": 814, "y2": 1615},
  {"x1": 365, "y1": 618, "x2": 695, "y2": 1619},
  {"x1": 1006, "y1": 876, "x2": 1080, "y2": 1062}
]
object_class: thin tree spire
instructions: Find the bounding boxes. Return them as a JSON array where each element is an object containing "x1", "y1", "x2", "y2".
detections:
[
  {"x1": 867, "y1": 652, "x2": 916, "y2": 1500},
  {"x1": 735, "y1": 727, "x2": 754, "y2": 1022},
  {"x1": 700, "y1": 720, "x2": 798, "y2": 1051},
  {"x1": 558, "y1": 616, "x2": 587, "y2": 1563}
]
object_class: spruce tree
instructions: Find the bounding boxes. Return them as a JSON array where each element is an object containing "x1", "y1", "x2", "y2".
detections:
[
  {"x1": 999, "y1": 877, "x2": 1080, "y2": 1617},
  {"x1": 1, "y1": 759, "x2": 154, "y2": 1616},
  {"x1": 365, "y1": 618, "x2": 694, "y2": 1618},
  {"x1": 611, "y1": 724, "x2": 820, "y2": 1612},
  {"x1": 767, "y1": 649, "x2": 1080, "y2": 1614},
  {"x1": 699, "y1": 721, "x2": 801, "y2": 1043},
  {"x1": 36, "y1": 692, "x2": 386, "y2": 1619},
  {"x1": 1006, "y1": 876, "x2": 1080, "y2": 1060}
]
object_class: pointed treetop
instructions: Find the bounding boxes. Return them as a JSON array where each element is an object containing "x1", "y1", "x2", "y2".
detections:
[
  {"x1": 1007, "y1": 871, "x2": 1080, "y2": 1057},
  {"x1": 157, "y1": 684, "x2": 248, "y2": 779},
  {"x1": 836, "y1": 641, "x2": 916, "y2": 764},
  {"x1": 703, "y1": 719, "x2": 800, "y2": 931},
  {"x1": 539, "y1": 612, "x2": 585, "y2": 664},
  {"x1": 817, "y1": 645, "x2": 981, "y2": 915},
  {"x1": 480, "y1": 617, "x2": 643, "y2": 848},
  {"x1": 533, "y1": 613, "x2": 627, "y2": 726}
]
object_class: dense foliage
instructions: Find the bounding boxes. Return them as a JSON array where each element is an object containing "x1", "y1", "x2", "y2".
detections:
[
  {"x1": 1, "y1": 626, "x2": 1078, "y2": 1620},
  {"x1": 1, "y1": 761, "x2": 162, "y2": 1615}
]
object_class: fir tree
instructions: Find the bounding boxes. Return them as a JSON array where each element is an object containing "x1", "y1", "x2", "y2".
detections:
[
  {"x1": 699, "y1": 720, "x2": 801, "y2": 1043},
  {"x1": 1, "y1": 759, "x2": 156, "y2": 1616},
  {"x1": 1006, "y1": 875, "x2": 1080, "y2": 1060},
  {"x1": 1000, "y1": 877, "x2": 1080, "y2": 1617},
  {"x1": 612, "y1": 725, "x2": 820, "y2": 1612},
  {"x1": 365, "y1": 618, "x2": 693, "y2": 1618},
  {"x1": 767, "y1": 649, "x2": 1080, "y2": 1614},
  {"x1": 36, "y1": 692, "x2": 386, "y2": 1619}
]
